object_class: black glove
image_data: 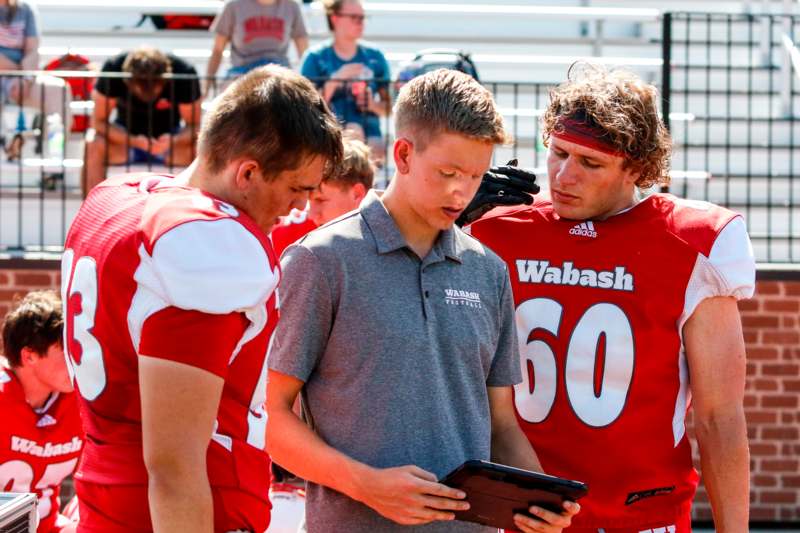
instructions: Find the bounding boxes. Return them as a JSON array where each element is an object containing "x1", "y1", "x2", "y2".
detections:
[{"x1": 455, "y1": 159, "x2": 540, "y2": 227}]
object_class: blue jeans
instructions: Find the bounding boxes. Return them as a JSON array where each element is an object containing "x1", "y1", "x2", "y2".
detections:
[{"x1": 227, "y1": 57, "x2": 288, "y2": 78}]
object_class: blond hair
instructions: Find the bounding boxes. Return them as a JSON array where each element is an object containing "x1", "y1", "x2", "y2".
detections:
[
  {"x1": 326, "y1": 136, "x2": 374, "y2": 190},
  {"x1": 542, "y1": 62, "x2": 672, "y2": 189},
  {"x1": 394, "y1": 69, "x2": 509, "y2": 151}
]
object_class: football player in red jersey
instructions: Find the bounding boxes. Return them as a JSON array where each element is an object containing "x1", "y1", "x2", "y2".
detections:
[
  {"x1": 0, "y1": 290, "x2": 82, "y2": 533},
  {"x1": 61, "y1": 66, "x2": 342, "y2": 533},
  {"x1": 270, "y1": 137, "x2": 375, "y2": 258},
  {"x1": 469, "y1": 64, "x2": 754, "y2": 532}
]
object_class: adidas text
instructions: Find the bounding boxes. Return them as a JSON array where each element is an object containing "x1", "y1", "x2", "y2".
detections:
[{"x1": 569, "y1": 221, "x2": 597, "y2": 238}]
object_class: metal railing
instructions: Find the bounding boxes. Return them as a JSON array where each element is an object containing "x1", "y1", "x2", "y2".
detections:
[
  {"x1": 1, "y1": 11, "x2": 800, "y2": 262},
  {"x1": 662, "y1": 11, "x2": 800, "y2": 262},
  {"x1": 0, "y1": 70, "x2": 204, "y2": 253}
]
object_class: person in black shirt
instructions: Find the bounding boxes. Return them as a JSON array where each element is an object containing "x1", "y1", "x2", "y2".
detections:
[{"x1": 83, "y1": 46, "x2": 202, "y2": 195}]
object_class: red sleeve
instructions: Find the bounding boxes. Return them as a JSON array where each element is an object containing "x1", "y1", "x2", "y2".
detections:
[{"x1": 139, "y1": 307, "x2": 249, "y2": 378}]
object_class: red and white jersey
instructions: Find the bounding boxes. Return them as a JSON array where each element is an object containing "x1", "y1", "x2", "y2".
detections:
[
  {"x1": 0, "y1": 367, "x2": 83, "y2": 533},
  {"x1": 270, "y1": 208, "x2": 317, "y2": 258},
  {"x1": 470, "y1": 193, "x2": 755, "y2": 529},
  {"x1": 61, "y1": 174, "x2": 279, "y2": 530}
]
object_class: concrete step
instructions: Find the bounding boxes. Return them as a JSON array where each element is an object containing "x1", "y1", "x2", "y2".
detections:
[
  {"x1": 0, "y1": 194, "x2": 81, "y2": 249},
  {"x1": 711, "y1": 205, "x2": 798, "y2": 241},
  {"x1": 643, "y1": 15, "x2": 800, "y2": 43},
  {"x1": 670, "y1": 116, "x2": 800, "y2": 145},
  {"x1": 668, "y1": 92, "x2": 800, "y2": 119},
  {"x1": 670, "y1": 65, "x2": 785, "y2": 93},
  {"x1": 672, "y1": 145, "x2": 798, "y2": 175},
  {"x1": 669, "y1": 175, "x2": 800, "y2": 206}
]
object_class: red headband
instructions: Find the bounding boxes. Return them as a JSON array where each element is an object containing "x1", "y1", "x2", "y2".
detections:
[{"x1": 551, "y1": 116, "x2": 625, "y2": 157}]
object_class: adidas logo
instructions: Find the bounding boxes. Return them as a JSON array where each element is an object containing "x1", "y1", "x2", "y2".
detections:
[
  {"x1": 37, "y1": 414, "x2": 57, "y2": 428},
  {"x1": 569, "y1": 221, "x2": 597, "y2": 238}
]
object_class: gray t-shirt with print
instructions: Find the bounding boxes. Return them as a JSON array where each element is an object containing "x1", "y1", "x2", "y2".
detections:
[
  {"x1": 211, "y1": 0, "x2": 307, "y2": 67},
  {"x1": 0, "y1": 1, "x2": 39, "y2": 64},
  {"x1": 268, "y1": 191, "x2": 522, "y2": 532}
]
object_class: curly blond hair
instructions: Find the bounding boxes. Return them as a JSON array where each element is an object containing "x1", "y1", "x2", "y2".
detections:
[{"x1": 541, "y1": 63, "x2": 672, "y2": 189}]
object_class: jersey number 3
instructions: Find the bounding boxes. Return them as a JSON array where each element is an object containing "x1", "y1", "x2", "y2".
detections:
[
  {"x1": 514, "y1": 298, "x2": 635, "y2": 427},
  {"x1": 61, "y1": 249, "x2": 107, "y2": 401}
]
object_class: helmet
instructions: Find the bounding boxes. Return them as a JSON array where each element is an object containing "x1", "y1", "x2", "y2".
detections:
[{"x1": 396, "y1": 49, "x2": 480, "y2": 84}]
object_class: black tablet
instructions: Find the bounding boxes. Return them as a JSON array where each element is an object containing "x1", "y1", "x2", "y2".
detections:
[{"x1": 439, "y1": 460, "x2": 588, "y2": 530}]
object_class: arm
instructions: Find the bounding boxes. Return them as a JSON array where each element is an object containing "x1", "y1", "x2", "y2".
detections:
[
  {"x1": 368, "y1": 54, "x2": 391, "y2": 117},
  {"x1": 140, "y1": 356, "x2": 221, "y2": 533},
  {"x1": 684, "y1": 296, "x2": 749, "y2": 531},
  {"x1": 205, "y1": 34, "x2": 228, "y2": 95},
  {"x1": 289, "y1": 3, "x2": 309, "y2": 65},
  {"x1": 172, "y1": 99, "x2": 203, "y2": 144},
  {"x1": 20, "y1": 36, "x2": 38, "y2": 71},
  {"x1": 484, "y1": 272, "x2": 578, "y2": 533},
  {"x1": 488, "y1": 386, "x2": 541, "y2": 472},
  {"x1": 90, "y1": 90, "x2": 147, "y2": 148},
  {"x1": 293, "y1": 36, "x2": 309, "y2": 61},
  {"x1": 372, "y1": 85, "x2": 391, "y2": 117},
  {"x1": 323, "y1": 64, "x2": 364, "y2": 103},
  {"x1": 19, "y1": 5, "x2": 40, "y2": 71},
  {"x1": 488, "y1": 387, "x2": 578, "y2": 533},
  {"x1": 266, "y1": 370, "x2": 468, "y2": 526},
  {"x1": 266, "y1": 371, "x2": 376, "y2": 501}
]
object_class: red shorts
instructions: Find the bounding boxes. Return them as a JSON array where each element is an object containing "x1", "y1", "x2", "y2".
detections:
[
  {"x1": 566, "y1": 511, "x2": 692, "y2": 533},
  {"x1": 75, "y1": 481, "x2": 271, "y2": 533}
]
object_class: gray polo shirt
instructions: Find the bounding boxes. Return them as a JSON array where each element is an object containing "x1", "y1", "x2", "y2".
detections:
[{"x1": 268, "y1": 191, "x2": 521, "y2": 532}]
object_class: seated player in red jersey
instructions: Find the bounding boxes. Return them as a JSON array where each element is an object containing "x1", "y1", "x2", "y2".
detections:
[
  {"x1": 61, "y1": 66, "x2": 342, "y2": 533},
  {"x1": 270, "y1": 137, "x2": 375, "y2": 258},
  {"x1": 469, "y1": 63, "x2": 755, "y2": 532},
  {"x1": 0, "y1": 290, "x2": 82, "y2": 533}
]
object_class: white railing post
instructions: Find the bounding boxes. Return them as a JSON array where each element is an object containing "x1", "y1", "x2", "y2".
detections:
[
  {"x1": 594, "y1": 19, "x2": 605, "y2": 56},
  {"x1": 781, "y1": 31, "x2": 799, "y2": 116},
  {"x1": 780, "y1": 0, "x2": 794, "y2": 115},
  {"x1": 761, "y1": 0, "x2": 772, "y2": 66}
]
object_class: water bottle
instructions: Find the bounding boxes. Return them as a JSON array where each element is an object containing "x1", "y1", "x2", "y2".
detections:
[{"x1": 46, "y1": 114, "x2": 64, "y2": 160}]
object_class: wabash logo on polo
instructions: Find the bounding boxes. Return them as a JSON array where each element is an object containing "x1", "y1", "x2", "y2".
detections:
[
  {"x1": 569, "y1": 221, "x2": 597, "y2": 238},
  {"x1": 516, "y1": 259, "x2": 634, "y2": 292},
  {"x1": 444, "y1": 288, "x2": 482, "y2": 308}
]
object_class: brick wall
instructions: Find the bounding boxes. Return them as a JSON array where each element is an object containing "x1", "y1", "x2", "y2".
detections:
[
  {"x1": 0, "y1": 263, "x2": 61, "y2": 319},
  {"x1": 690, "y1": 274, "x2": 800, "y2": 523},
  {"x1": 1, "y1": 261, "x2": 798, "y2": 523}
]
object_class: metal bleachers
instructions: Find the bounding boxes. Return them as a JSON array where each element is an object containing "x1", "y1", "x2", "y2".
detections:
[{"x1": 0, "y1": 1, "x2": 798, "y2": 261}]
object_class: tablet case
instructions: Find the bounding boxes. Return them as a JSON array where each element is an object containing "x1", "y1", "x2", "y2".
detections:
[{"x1": 440, "y1": 460, "x2": 588, "y2": 530}]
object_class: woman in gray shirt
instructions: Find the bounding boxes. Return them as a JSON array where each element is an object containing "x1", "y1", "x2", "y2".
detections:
[{"x1": 205, "y1": 0, "x2": 309, "y2": 94}]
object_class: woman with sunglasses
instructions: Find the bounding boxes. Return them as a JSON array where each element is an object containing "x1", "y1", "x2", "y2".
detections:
[{"x1": 301, "y1": 0, "x2": 390, "y2": 162}]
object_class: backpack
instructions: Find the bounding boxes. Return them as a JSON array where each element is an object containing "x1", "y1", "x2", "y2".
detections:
[
  {"x1": 43, "y1": 53, "x2": 94, "y2": 133},
  {"x1": 146, "y1": 14, "x2": 215, "y2": 30},
  {"x1": 396, "y1": 49, "x2": 480, "y2": 84}
]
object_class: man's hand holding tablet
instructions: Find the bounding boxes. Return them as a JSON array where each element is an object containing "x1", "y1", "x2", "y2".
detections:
[{"x1": 440, "y1": 460, "x2": 586, "y2": 531}]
